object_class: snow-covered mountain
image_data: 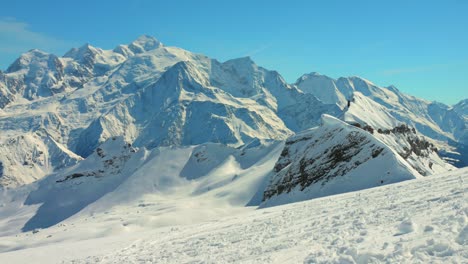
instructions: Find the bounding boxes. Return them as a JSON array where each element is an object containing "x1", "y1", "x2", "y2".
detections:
[
  {"x1": 0, "y1": 36, "x2": 343, "y2": 187},
  {"x1": 0, "y1": 132, "x2": 82, "y2": 187},
  {"x1": 296, "y1": 72, "x2": 468, "y2": 166},
  {"x1": 261, "y1": 115, "x2": 454, "y2": 207},
  {"x1": 0, "y1": 35, "x2": 464, "y2": 191},
  {"x1": 454, "y1": 99, "x2": 468, "y2": 118},
  {"x1": 296, "y1": 72, "x2": 467, "y2": 145}
]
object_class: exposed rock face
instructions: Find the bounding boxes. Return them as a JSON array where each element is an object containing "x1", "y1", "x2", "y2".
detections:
[
  {"x1": 260, "y1": 115, "x2": 452, "y2": 207},
  {"x1": 371, "y1": 124, "x2": 451, "y2": 176},
  {"x1": 55, "y1": 137, "x2": 137, "y2": 183}
]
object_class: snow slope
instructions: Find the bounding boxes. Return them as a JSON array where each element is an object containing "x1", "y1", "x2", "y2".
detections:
[
  {"x1": 0, "y1": 167, "x2": 466, "y2": 263},
  {"x1": 0, "y1": 139, "x2": 284, "y2": 234}
]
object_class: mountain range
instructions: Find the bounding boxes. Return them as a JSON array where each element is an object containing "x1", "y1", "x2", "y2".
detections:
[{"x1": 0, "y1": 35, "x2": 466, "y2": 208}]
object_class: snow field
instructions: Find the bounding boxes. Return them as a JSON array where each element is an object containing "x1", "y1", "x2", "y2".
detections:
[{"x1": 74, "y1": 169, "x2": 467, "y2": 263}]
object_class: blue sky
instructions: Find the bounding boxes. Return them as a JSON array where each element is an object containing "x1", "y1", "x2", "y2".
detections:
[{"x1": 1, "y1": 0, "x2": 467, "y2": 104}]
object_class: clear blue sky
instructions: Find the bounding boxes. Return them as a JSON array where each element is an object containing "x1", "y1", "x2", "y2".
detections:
[{"x1": 1, "y1": 0, "x2": 467, "y2": 104}]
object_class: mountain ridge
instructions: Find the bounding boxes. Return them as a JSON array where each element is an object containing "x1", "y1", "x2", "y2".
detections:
[{"x1": 0, "y1": 35, "x2": 466, "y2": 188}]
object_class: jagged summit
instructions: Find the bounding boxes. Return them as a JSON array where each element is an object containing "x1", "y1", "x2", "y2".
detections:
[
  {"x1": 63, "y1": 43, "x2": 98, "y2": 59},
  {"x1": 296, "y1": 72, "x2": 325, "y2": 81}
]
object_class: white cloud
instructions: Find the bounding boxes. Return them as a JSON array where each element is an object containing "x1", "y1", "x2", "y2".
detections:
[{"x1": 0, "y1": 17, "x2": 74, "y2": 54}]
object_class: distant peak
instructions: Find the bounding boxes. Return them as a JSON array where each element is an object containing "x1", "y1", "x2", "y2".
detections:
[
  {"x1": 223, "y1": 56, "x2": 256, "y2": 67},
  {"x1": 129, "y1": 35, "x2": 162, "y2": 53},
  {"x1": 348, "y1": 75, "x2": 371, "y2": 82},
  {"x1": 239, "y1": 56, "x2": 253, "y2": 61},
  {"x1": 76, "y1": 43, "x2": 96, "y2": 51},
  {"x1": 5, "y1": 49, "x2": 52, "y2": 73},
  {"x1": 295, "y1": 72, "x2": 334, "y2": 84},
  {"x1": 134, "y1": 34, "x2": 158, "y2": 42},
  {"x1": 304, "y1": 72, "x2": 325, "y2": 78},
  {"x1": 346, "y1": 76, "x2": 377, "y2": 87},
  {"x1": 63, "y1": 43, "x2": 98, "y2": 59},
  {"x1": 26, "y1": 49, "x2": 49, "y2": 55}
]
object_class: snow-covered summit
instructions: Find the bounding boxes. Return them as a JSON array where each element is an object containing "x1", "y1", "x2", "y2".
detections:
[
  {"x1": 128, "y1": 35, "x2": 163, "y2": 53},
  {"x1": 5, "y1": 49, "x2": 54, "y2": 73}
]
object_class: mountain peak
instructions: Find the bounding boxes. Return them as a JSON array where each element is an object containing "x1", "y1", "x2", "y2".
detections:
[
  {"x1": 347, "y1": 75, "x2": 375, "y2": 85},
  {"x1": 63, "y1": 43, "x2": 98, "y2": 59},
  {"x1": 26, "y1": 49, "x2": 49, "y2": 56},
  {"x1": 6, "y1": 49, "x2": 52, "y2": 73},
  {"x1": 295, "y1": 72, "x2": 334, "y2": 84},
  {"x1": 128, "y1": 35, "x2": 162, "y2": 53},
  {"x1": 227, "y1": 55, "x2": 257, "y2": 64},
  {"x1": 307, "y1": 72, "x2": 322, "y2": 76}
]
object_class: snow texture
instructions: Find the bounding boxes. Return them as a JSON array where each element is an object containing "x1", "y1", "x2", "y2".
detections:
[{"x1": 0, "y1": 166, "x2": 465, "y2": 263}]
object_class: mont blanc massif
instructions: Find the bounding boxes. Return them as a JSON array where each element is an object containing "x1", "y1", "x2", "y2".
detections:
[{"x1": 0, "y1": 36, "x2": 466, "y2": 263}]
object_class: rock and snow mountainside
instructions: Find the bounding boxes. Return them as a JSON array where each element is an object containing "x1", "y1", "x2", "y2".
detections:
[
  {"x1": 0, "y1": 132, "x2": 82, "y2": 187},
  {"x1": 0, "y1": 35, "x2": 345, "y2": 187},
  {"x1": 0, "y1": 36, "x2": 463, "y2": 198},
  {"x1": 296, "y1": 72, "x2": 468, "y2": 147},
  {"x1": 21, "y1": 137, "x2": 142, "y2": 231},
  {"x1": 260, "y1": 115, "x2": 454, "y2": 207},
  {"x1": 454, "y1": 99, "x2": 468, "y2": 118}
]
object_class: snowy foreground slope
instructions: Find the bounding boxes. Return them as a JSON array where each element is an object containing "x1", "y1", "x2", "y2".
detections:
[{"x1": 0, "y1": 168, "x2": 466, "y2": 263}]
